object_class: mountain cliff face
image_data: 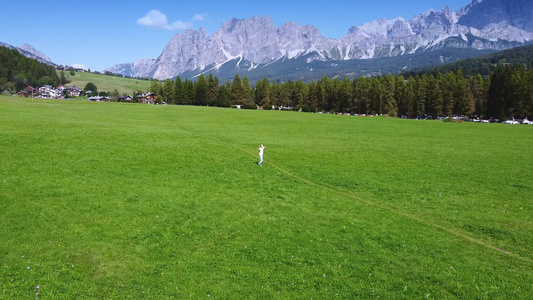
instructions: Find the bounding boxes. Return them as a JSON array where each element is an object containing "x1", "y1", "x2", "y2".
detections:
[
  {"x1": 0, "y1": 42, "x2": 57, "y2": 66},
  {"x1": 18, "y1": 44, "x2": 53, "y2": 63},
  {"x1": 105, "y1": 0, "x2": 533, "y2": 80}
]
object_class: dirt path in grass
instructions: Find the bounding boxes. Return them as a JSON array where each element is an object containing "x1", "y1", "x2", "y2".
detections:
[
  {"x1": 168, "y1": 117, "x2": 531, "y2": 265},
  {"x1": 230, "y1": 143, "x2": 533, "y2": 265}
]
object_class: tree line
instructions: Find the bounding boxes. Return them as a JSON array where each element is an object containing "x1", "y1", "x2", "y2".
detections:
[
  {"x1": 2, "y1": 44, "x2": 532, "y2": 119},
  {"x1": 148, "y1": 65, "x2": 533, "y2": 119},
  {"x1": 0, "y1": 47, "x2": 60, "y2": 93},
  {"x1": 403, "y1": 45, "x2": 533, "y2": 78}
]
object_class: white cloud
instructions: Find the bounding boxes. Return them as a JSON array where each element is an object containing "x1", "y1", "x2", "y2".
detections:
[
  {"x1": 192, "y1": 14, "x2": 208, "y2": 22},
  {"x1": 137, "y1": 10, "x2": 168, "y2": 28},
  {"x1": 137, "y1": 10, "x2": 207, "y2": 31}
]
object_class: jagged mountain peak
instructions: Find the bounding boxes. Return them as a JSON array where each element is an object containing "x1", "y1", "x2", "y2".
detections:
[
  {"x1": 105, "y1": 1, "x2": 533, "y2": 81},
  {"x1": 0, "y1": 42, "x2": 56, "y2": 66},
  {"x1": 458, "y1": 0, "x2": 533, "y2": 31},
  {"x1": 220, "y1": 15, "x2": 275, "y2": 32},
  {"x1": 18, "y1": 43, "x2": 53, "y2": 63}
]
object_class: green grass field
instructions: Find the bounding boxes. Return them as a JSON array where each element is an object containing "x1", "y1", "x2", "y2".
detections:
[
  {"x1": 62, "y1": 71, "x2": 152, "y2": 95},
  {"x1": 1, "y1": 95, "x2": 532, "y2": 298}
]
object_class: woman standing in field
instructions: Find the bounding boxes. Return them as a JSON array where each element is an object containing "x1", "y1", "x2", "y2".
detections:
[{"x1": 258, "y1": 144, "x2": 266, "y2": 166}]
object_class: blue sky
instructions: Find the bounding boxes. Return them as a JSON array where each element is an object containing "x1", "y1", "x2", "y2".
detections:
[{"x1": 1, "y1": 0, "x2": 470, "y2": 71}]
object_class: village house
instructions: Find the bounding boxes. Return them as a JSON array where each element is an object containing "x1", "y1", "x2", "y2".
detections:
[
  {"x1": 55, "y1": 85, "x2": 66, "y2": 96},
  {"x1": 66, "y1": 86, "x2": 82, "y2": 97},
  {"x1": 136, "y1": 92, "x2": 157, "y2": 104},
  {"x1": 17, "y1": 86, "x2": 38, "y2": 97},
  {"x1": 38, "y1": 85, "x2": 59, "y2": 98},
  {"x1": 87, "y1": 96, "x2": 110, "y2": 102}
]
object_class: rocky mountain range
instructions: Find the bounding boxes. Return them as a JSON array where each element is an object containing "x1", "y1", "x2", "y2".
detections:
[
  {"x1": 0, "y1": 42, "x2": 57, "y2": 66},
  {"x1": 105, "y1": 0, "x2": 533, "y2": 82}
]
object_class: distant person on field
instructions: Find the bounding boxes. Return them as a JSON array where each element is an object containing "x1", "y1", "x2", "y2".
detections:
[{"x1": 258, "y1": 144, "x2": 266, "y2": 166}]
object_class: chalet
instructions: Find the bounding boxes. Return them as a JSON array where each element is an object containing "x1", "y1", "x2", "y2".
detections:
[
  {"x1": 56, "y1": 85, "x2": 66, "y2": 95},
  {"x1": 66, "y1": 86, "x2": 82, "y2": 97},
  {"x1": 39, "y1": 85, "x2": 59, "y2": 98},
  {"x1": 136, "y1": 93, "x2": 157, "y2": 104},
  {"x1": 17, "y1": 86, "x2": 38, "y2": 97}
]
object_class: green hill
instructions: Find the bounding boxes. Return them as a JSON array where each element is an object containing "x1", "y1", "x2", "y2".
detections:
[{"x1": 61, "y1": 71, "x2": 152, "y2": 95}]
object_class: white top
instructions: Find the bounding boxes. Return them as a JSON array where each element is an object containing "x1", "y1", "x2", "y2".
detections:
[{"x1": 258, "y1": 145, "x2": 265, "y2": 156}]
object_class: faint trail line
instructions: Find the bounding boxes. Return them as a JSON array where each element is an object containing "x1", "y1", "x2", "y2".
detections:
[
  {"x1": 231, "y1": 143, "x2": 532, "y2": 264},
  {"x1": 172, "y1": 119, "x2": 531, "y2": 265}
]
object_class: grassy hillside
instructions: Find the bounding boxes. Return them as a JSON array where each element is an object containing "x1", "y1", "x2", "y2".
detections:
[
  {"x1": 61, "y1": 71, "x2": 152, "y2": 95},
  {"x1": 1, "y1": 95, "x2": 532, "y2": 298}
]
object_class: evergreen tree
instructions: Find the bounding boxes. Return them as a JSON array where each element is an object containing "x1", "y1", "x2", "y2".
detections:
[
  {"x1": 337, "y1": 77, "x2": 353, "y2": 113},
  {"x1": 278, "y1": 81, "x2": 291, "y2": 108},
  {"x1": 174, "y1": 77, "x2": 184, "y2": 104},
  {"x1": 206, "y1": 74, "x2": 219, "y2": 106},
  {"x1": 470, "y1": 74, "x2": 485, "y2": 117},
  {"x1": 255, "y1": 78, "x2": 271, "y2": 107},
  {"x1": 518, "y1": 69, "x2": 533, "y2": 117},
  {"x1": 404, "y1": 77, "x2": 416, "y2": 117},
  {"x1": 414, "y1": 75, "x2": 428, "y2": 117},
  {"x1": 307, "y1": 81, "x2": 318, "y2": 111},
  {"x1": 183, "y1": 79, "x2": 194, "y2": 105},
  {"x1": 149, "y1": 80, "x2": 163, "y2": 98},
  {"x1": 425, "y1": 74, "x2": 443, "y2": 117},
  {"x1": 369, "y1": 77, "x2": 382, "y2": 114},
  {"x1": 231, "y1": 74, "x2": 245, "y2": 106},
  {"x1": 194, "y1": 74, "x2": 208, "y2": 106},
  {"x1": 353, "y1": 77, "x2": 371, "y2": 115},
  {"x1": 511, "y1": 65, "x2": 528, "y2": 118},
  {"x1": 59, "y1": 70, "x2": 68, "y2": 85},
  {"x1": 381, "y1": 74, "x2": 397, "y2": 117},
  {"x1": 216, "y1": 81, "x2": 232, "y2": 107},
  {"x1": 242, "y1": 76, "x2": 254, "y2": 107},
  {"x1": 162, "y1": 79, "x2": 175, "y2": 104},
  {"x1": 442, "y1": 72, "x2": 456, "y2": 116},
  {"x1": 270, "y1": 82, "x2": 281, "y2": 108},
  {"x1": 454, "y1": 70, "x2": 468, "y2": 116},
  {"x1": 318, "y1": 76, "x2": 333, "y2": 112},
  {"x1": 292, "y1": 80, "x2": 307, "y2": 109}
]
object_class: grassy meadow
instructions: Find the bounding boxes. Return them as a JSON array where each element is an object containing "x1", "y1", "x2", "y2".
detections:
[
  {"x1": 1, "y1": 95, "x2": 532, "y2": 298},
  {"x1": 62, "y1": 71, "x2": 152, "y2": 95}
]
